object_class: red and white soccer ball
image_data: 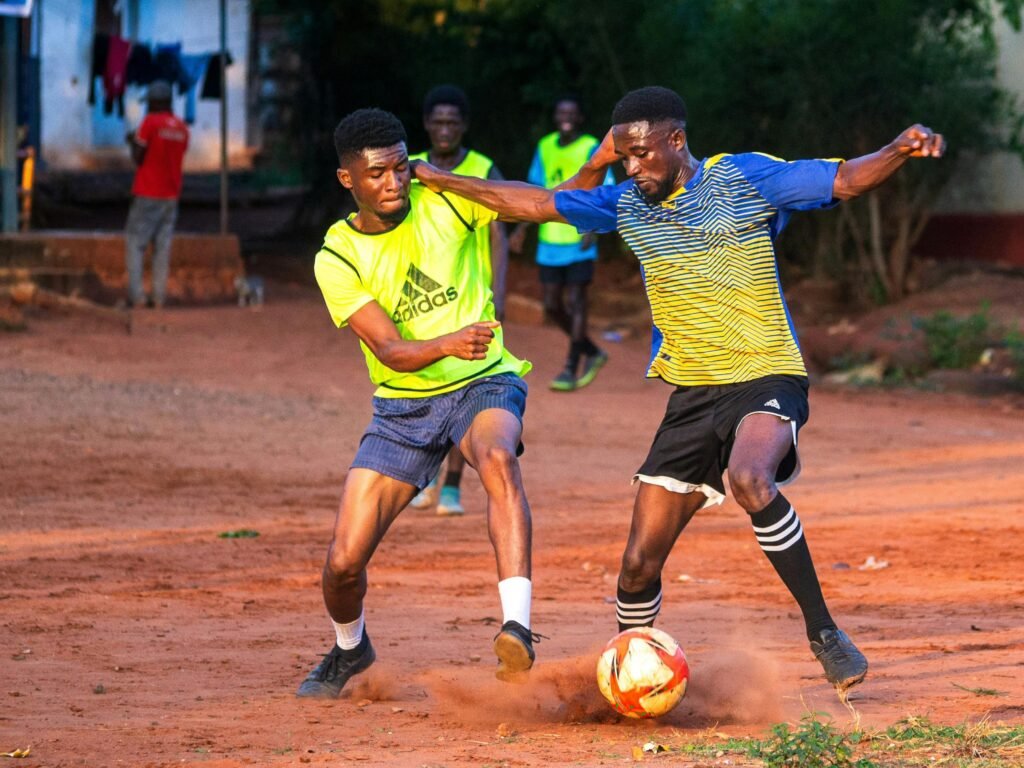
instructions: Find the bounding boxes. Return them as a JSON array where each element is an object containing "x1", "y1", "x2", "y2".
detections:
[{"x1": 596, "y1": 627, "x2": 690, "y2": 718}]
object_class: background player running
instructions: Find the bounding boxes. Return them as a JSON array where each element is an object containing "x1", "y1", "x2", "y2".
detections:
[
  {"x1": 408, "y1": 84, "x2": 509, "y2": 517},
  {"x1": 509, "y1": 95, "x2": 613, "y2": 391},
  {"x1": 411, "y1": 86, "x2": 945, "y2": 693},
  {"x1": 297, "y1": 108, "x2": 537, "y2": 698}
]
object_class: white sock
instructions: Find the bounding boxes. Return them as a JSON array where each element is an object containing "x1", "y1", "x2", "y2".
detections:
[
  {"x1": 332, "y1": 611, "x2": 365, "y2": 651},
  {"x1": 498, "y1": 576, "x2": 532, "y2": 629}
]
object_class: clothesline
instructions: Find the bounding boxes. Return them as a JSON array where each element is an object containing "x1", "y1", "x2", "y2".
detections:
[{"x1": 89, "y1": 31, "x2": 233, "y2": 125}]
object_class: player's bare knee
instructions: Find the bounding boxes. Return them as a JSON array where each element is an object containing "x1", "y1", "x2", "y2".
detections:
[
  {"x1": 324, "y1": 544, "x2": 367, "y2": 587},
  {"x1": 619, "y1": 550, "x2": 660, "y2": 592},
  {"x1": 730, "y1": 467, "x2": 776, "y2": 512},
  {"x1": 477, "y1": 444, "x2": 516, "y2": 483}
]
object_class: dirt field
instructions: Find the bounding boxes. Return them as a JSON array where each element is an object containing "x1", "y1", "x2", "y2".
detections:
[{"x1": 2, "y1": 287, "x2": 1023, "y2": 767}]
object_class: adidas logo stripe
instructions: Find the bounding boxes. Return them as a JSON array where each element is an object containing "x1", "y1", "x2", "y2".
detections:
[
  {"x1": 764, "y1": 398, "x2": 780, "y2": 409},
  {"x1": 752, "y1": 506, "x2": 804, "y2": 552},
  {"x1": 616, "y1": 590, "x2": 663, "y2": 626}
]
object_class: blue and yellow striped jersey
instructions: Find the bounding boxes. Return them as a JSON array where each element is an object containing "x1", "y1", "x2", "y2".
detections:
[{"x1": 554, "y1": 152, "x2": 841, "y2": 387}]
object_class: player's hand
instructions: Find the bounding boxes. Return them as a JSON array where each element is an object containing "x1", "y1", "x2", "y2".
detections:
[
  {"x1": 410, "y1": 159, "x2": 445, "y2": 192},
  {"x1": 590, "y1": 128, "x2": 618, "y2": 168},
  {"x1": 581, "y1": 232, "x2": 596, "y2": 250},
  {"x1": 891, "y1": 124, "x2": 945, "y2": 158},
  {"x1": 442, "y1": 321, "x2": 500, "y2": 360}
]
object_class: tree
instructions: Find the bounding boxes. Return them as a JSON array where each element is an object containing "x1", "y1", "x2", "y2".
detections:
[{"x1": 642, "y1": 0, "x2": 1024, "y2": 301}]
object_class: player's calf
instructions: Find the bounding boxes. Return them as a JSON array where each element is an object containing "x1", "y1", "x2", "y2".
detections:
[{"x1": 615, "y1": 577, "x2": 663, "y2": 633}]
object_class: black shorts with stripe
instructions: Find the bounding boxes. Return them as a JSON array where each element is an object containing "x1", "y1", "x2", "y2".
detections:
[{"x1": 635, "y1": 374, "x2": 809, "y2": 506}]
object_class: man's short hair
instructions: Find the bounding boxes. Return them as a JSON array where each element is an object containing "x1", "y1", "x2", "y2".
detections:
[
  {"x1": 423, "y1": 84, "x2": 470, "y2": 120},
  {"x1": 553, "y1": 92, "x2": 583, "y2": 111},
  {"x1": 333, "y1": 108, "x2": 408, "y2": 164},
  {"x1": 611, "y1": 86, "x2": 687, "y2": 128}
]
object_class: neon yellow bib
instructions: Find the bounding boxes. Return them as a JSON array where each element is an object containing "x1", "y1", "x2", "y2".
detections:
[
  {"x1": 314, "y1": 183, "x2": 529, "y2": 398},
  {"x1": 536, "y1": 133, "x2": 599, "y2": 245},
  {"x1": 410, "y1": 149, "x2": 495, "y2": 283}
]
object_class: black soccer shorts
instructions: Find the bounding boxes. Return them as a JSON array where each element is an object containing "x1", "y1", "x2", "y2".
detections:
[{"x1": 634, "y1": 374, "x2": 810, "y2": 507}]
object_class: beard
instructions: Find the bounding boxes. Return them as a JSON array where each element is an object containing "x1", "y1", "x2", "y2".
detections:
[
  {"x1": 377, "y1": 199, "x2": 411, "y2": 224},
  {"x1": 638, "y1": 176, "x2": 674, "y2": 205}
]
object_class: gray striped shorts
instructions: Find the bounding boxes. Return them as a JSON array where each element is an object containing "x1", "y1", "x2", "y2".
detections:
[{"x1": 351, "y1": 373, "x2": 527, "y2": 490}]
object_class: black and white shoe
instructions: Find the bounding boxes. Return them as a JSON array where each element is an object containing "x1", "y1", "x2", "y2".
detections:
[
  {"x1": 493, "y1": 620, "x2": 542, "y2": 681},
  {"x1": 810, "y1": 628, "x2": 868, "y2": 689},
  {"x1": 296, "y1": 633, "x2": 376, "y2": 699}
]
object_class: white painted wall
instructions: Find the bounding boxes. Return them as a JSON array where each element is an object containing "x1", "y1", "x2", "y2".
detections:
[
  {"x1": 937, "y1": 18, "x2": 1024, "y2": 214},
  {"x1": 39, "y1": 0, "x2": 251, "y2": 172}
]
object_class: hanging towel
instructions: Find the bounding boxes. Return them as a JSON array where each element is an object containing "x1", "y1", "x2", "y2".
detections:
[
  {"x1": 178, "y1": 53, "x2": 212, "y2": 124},
  {"x1": 88, "y1": 32, "x2": 110, "y2": 106},
  {"x1": 103, "y1": 35, "x2": 132, "y2": 116},
  {"x1": 200, "y1": 52, "x2": 233, "y2": 100},
  {"x1": 154, "y1": 43, "x2": 184, "y2": 89},
  {"x1": 126, "y1": 43, "x2": 156, "y2": 86}
]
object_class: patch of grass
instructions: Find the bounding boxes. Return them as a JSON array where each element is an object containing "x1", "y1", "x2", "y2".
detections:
[
  {"x1": 218, "y1": 529, "x2": 260, "y2": 538},
  {"x1": 653, "y1": 715, "x2": 1024, "y2": 768},
  {"x1": 753, "y1": 714, "x2": 876, "y2": 768},
  {"x1": 952, "y1": 683, "x2": 1008, "y2": 697},
  {"x1": 874, "y1": 716, "x2": 1024, "y2": 767},
  {"x1": 915, "y1": 304, "x2": 990, "y2": 369}
]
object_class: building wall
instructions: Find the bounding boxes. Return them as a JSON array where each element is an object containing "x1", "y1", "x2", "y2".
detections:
[
  {"x1": 39, "y1": 0, "x2": 251, "y2": 172},
  {"x1": 935, "y1": 17, "x2": 1024, "y2": 215}
]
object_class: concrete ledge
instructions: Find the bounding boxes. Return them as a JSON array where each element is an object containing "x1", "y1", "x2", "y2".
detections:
[{"x1": 0, "y1": 231, "x2": 244, "y2": 304}]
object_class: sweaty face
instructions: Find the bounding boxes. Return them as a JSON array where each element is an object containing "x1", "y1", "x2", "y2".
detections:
[
  {"x1": 612, "y1": 121, "x2": 685, "y2": 204},
  {"x1": 338, "y1": 143, "x2": 412, "y2": 223},
  {"x1": 423, "y1": 104, "x2": 467, "y2": 155},
  {"x1": 553, "y1": 100, "x2": 583, "y2": 137}
]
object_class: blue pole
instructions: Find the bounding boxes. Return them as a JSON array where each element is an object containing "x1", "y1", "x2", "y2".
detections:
[{"x1": 1, "y1": 15, "x2": 18, "y2": 233}]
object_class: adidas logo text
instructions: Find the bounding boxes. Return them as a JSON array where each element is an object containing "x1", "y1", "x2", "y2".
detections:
[{"x1": 392, "y1": 263, "x2": 458, "y2": 325}]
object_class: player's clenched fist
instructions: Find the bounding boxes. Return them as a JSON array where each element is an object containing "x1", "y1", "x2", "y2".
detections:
[
  {"x1": 410, "y1": 159, "x2": 443, "y2": 192},
  {"x1": 443, "y1": 321, "x2": 500, "y2": 360},
  {"x1": 892, "y1": 124, "x2": 945, "y2": 158}
]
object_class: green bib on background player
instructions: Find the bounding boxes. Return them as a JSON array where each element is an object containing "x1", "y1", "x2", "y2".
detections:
[
  {"x1": 536, "y1": 133, "x2": 599, "y2": 246},
  {"x1": 314, "y1": 183, "x2": 529, "y2": 398},
  {"x1": 410, "y1": 149, "x2": 495, "y2": 285}
]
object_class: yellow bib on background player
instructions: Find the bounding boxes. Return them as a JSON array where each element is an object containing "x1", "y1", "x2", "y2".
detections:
[
  {"x1": 409, "y1": 149, "x2": 495, "y2": 284},
  {"x1": 314, "y1": 183, "x2": 530, "y2": 398}
]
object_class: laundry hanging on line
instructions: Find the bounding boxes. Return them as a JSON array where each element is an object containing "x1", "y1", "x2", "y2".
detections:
[{"x1": 88, "y1": 33, "x2": 232, "y2": 124}]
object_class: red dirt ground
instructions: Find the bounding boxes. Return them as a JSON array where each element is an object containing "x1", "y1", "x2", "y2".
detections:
[{"x1": 2, "y1": 286, "x2": 1023, "y2": 767}]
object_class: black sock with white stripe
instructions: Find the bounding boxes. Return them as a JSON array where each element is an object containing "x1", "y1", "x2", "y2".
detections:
[
  {"x1": 616, "y1": 578, "x2": 662, "y2": 633},
  {"x1": 750, "y1": 493, "x2": 835, "y2": 642}
]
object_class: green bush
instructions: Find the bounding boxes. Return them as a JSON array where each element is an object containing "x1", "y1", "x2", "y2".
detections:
[
  {"x1": 916, "y1": 306, "x2": 990, "y2": 369},
  {"x1": 754, "y1": 714, "x2": 877, "y2": 768}
]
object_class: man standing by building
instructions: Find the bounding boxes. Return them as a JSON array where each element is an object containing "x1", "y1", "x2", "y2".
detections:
[
  {"x1": 412, "y1": 86, "x2": 945, "y2": 694},
  {"x1": 510, "y1": 95, "x2": 611, "y2": 391},
  {"x1": 408, "y1": 84, "x2": 508, "y2": 516},
  {"x1": 124, "y1": 80, "x2": 188, "y2": 308}
]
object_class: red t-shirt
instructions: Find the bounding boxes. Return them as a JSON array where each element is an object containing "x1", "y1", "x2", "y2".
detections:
[{"x1": 132, "y1": 112, "x2": 189, "y2": 199}]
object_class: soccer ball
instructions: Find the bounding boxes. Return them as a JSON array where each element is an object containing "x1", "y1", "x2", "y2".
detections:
[{"x1": 596, "y1": 627, "x2": 689, "y2": 718}]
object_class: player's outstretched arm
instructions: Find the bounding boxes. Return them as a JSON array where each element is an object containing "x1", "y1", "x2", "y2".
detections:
[
  {"x1": 833, "y1": 124, "x2": 945, "y2": 200},
  {"x1": 347, "y1": 300, "x2": 499, "y2": 372},
  {"x1": 412, "y1": 160, "x2": 566, "y2": 224}
]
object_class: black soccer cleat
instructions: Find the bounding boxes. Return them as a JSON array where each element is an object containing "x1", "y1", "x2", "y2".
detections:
[
  {"x1": 810, "y1": 628, "x2": 868, "y2": 690},
  {"x1": 493, "y1": 620, "x2": 542, "y2": 681},
  {"x1": 296, "y1": 633, "x2": 376, "y2": 699}
]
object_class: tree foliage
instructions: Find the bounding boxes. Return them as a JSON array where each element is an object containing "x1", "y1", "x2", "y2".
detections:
[{"x1": 260, "y1": 0, "x2": 1023, "y2": 301}]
